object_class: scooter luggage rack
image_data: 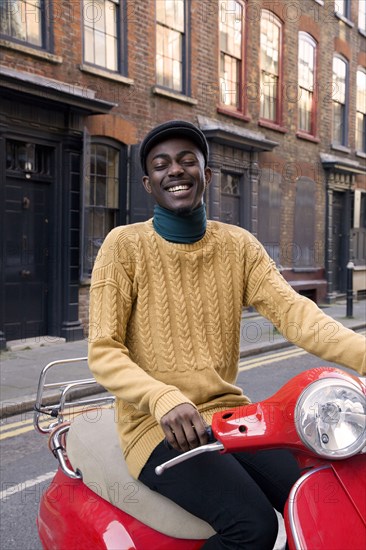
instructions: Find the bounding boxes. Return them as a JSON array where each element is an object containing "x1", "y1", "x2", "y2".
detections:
[{"x1": 33, "y1": 357, "x2": 115, "y2": 434}]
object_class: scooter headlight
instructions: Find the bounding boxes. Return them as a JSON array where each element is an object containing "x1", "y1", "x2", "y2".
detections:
[{"x1": 295, "y1": 378, "x2": 366, "y2": 458}]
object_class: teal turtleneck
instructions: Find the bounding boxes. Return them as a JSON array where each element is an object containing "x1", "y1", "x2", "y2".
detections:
[{"x1": 153, "y1": 203, "x2": 207, "y2": 244}]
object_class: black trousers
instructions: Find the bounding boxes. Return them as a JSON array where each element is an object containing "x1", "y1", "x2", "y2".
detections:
[{"x1": 139, "y1": 442, "x2": 301, "y2": 550}]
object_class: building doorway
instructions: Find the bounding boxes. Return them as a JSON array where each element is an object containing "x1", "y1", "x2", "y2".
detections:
[
  {"x1": 2, "y1": 140, "x2": 53, "y2": 342},
  {"x1": 331, "y1": 191, "x2": 348, "y2": 293}
]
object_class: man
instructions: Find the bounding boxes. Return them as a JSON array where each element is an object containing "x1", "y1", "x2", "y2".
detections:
[{"x1": 88, "y1": 120, "x2": 365, "y2": 549}]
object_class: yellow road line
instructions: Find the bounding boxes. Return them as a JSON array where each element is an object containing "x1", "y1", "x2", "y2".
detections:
[
  {"x1": 0, "y1": 424, "x2": 45, "y2": 440},
  {"x1": 239, "y1": 347, "x2": 305, "y2": 368},
  {"x1": 239, "y1": 348, "x2": 307, "y2": 372},
  {"x1": 1, "y1": 404, "x2": 114, "y2": 440},
  {"x1": 1, "y1": 418, "x2": 35, "y2": 430}
]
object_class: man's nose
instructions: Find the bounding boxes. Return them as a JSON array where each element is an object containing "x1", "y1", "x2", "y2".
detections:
[{"x1": 168, "y1": 161, "x2": 184, "y2": 176}]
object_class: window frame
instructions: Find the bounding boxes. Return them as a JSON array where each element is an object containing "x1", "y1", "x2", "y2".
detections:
[
  {"x1": 81, "y1": 137, "x2": 125, "y2": 281},
  {"x1": 155, "y1": 0, "x2": 190, "y2": 96},
  {"x1": 355, "y1": 67, "x2": 366, "y2": 153},
  {"x1": 82, "y1": 0, "x2": 128, "y2": 75},
  {"x1": 217, "y1": 0, "x2": 246, "y2": 116},
  {"x1": 359, "y1": 0, "x2": 366, "y2": 34},
  {"x1": 331, "y1": 54, "x2": 349, "y2": 147},
  {"x1": 259, "y1": 9, "x2": 283, "y2": 127},
  {"x1": 334, "y1": 0, "x2": 350, "y2": 20},
  {"x1": 297, "y1": 32, "x2": 318, "y2": 137},
  {"x1": 0, "y1": 0, "x2": 53, "y2": 51}
]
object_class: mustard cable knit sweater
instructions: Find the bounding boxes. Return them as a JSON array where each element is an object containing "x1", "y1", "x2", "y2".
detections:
[{"x1": 88, "y1": 220, "x2": 366, "y2": 479}]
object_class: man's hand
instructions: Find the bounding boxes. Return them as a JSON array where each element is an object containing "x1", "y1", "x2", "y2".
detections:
[{"x1": 160, "y1": 403, "x2": 209, "y2": 452}]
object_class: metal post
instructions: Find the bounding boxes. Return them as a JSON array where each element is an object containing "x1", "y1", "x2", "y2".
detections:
[{"x1": 346, "y1": 261, "x2": 354, "y2": 318}]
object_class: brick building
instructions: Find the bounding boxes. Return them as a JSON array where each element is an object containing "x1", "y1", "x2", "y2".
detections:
[{"x1": 0, "y1": 0, "x2": 365, "y2": 347}]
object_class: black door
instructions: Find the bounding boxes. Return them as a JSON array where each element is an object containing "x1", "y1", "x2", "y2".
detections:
[
  {"x1": 2, "y1": 141, "x2": 52, "y2": 342},
  {"x1": 332, "y1": 191, "x2": 348, "y2": 293}
]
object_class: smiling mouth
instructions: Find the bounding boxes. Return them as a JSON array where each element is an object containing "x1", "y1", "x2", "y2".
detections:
[{"x1": 166, "y1": 184, "x2": 192, "y2": 193}]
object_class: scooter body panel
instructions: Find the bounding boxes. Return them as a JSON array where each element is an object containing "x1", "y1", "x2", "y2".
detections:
[
  {"x1": 38, "y1": 469, "x2": 205, "y2": 550},
  {"x1": 34, "y1": 364, "x2": 365, "y2": 550},
  {"x1": 285, "y1": 455, "x2": 366, "y2": 550}
]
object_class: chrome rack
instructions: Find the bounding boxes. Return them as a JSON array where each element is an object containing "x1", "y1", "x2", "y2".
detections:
[{"x1": 33, "y1": 357, "x2": 115, "y2": 434}]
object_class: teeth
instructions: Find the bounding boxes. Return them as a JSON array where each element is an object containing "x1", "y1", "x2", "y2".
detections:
[{"x1": 167, "y1": 185, "x2": 190, "y2": 193}]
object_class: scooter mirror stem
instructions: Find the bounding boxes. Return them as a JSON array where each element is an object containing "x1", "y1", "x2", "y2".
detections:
[{"x1": 155, "y1": 441, "x2": 225, "y2": 476}]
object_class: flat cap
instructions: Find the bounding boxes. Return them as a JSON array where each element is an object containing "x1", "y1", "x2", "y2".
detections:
[{"x1": 139, "y1": 120, "x2": 209, "y2": 174}]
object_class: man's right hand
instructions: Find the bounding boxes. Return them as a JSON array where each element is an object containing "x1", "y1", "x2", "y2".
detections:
[{"x1": 160, "y1": 403, "x2": 209, "y2": 453}]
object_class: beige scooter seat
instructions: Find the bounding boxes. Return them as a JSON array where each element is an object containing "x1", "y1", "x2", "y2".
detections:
[{"x1": 67, "y1": 407, "x2": 215, "y2": 540}]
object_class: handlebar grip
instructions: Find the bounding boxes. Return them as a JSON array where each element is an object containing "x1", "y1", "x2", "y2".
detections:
[{"x1": 164, "y1": 426, "x2": 215, "y2": 450}]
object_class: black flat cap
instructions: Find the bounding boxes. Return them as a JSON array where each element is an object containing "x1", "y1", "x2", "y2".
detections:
[{"x1": 139, "y1": 120, "x2": 209, "y2": 174}]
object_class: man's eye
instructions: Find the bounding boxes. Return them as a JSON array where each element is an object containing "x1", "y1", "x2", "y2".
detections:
[
  {"x1": 154, "y1": 163, "x2": 168, "y2": 170},
  {"x1": 181, "y1": 159, "x2": 195, "y2": 166}
]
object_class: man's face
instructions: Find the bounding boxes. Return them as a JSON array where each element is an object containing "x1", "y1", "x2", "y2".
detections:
[{"x1": 142, "y1": 137, "x2": 211, "y2": 214}]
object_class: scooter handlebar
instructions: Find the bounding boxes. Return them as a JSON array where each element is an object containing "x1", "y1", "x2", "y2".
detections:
[{"x1": 156, "y1": 428, "x2": 224, "y2": 476}]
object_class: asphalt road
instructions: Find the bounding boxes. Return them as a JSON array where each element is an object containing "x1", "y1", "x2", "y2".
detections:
[{"x1": 0, "y1": 347, "x2": 360, "y2": 550}]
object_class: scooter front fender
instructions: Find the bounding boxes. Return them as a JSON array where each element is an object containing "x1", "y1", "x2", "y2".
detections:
[{"x1": 285, "y1": 454, "x2": 366, "y2": 550}]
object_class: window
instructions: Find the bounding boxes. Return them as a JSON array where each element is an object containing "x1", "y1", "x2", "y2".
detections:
[
  {"x1": 83, "y1": 0, "x2": 121, "y2": 72},
  {"x1": 335, "y1": 0, "x2": 350, "y2": 19},
  {"x1": 332, "y1": 56, "x2": 348, "y2": 145},
  {"x1": 83, "y1": 142, "x2": 120, "y2": 277},
  {"x1": 293, "y1": 177, "x2": 316, "y2": 268},
  {"x1": 298, "y1": 33, "x2": 317, "y2": 135},
  {"x1": 220, "y1": 173, "x2": 242, "y2": 226},
  {"x1": 6, "y1": 140, "x2": 53, "y2": 178},
  {"x1": 260, "y1": 10, "x2": 282, "y2": 123},
  {"x1": 359, "y1": 0, "x2": 366, "y2": 32},
  {"x1": 356, "y1": 69, "x2": 366, "y2": 152},
  {"x1": 156, "y1": 0, "x2": 187, "y2": 93},
  {"x1": 0, "y1": 0, "x2": 45, "y2": 48},
  {"x1": 219, "y1": 1, "x2": 244, "y2": 110},
  {"x1": 258, "y1": 168, "x2": 281, "y2": 265}
]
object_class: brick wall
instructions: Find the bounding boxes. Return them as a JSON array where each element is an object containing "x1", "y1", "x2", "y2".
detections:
[{"x1": 1, "y1": 0, "x2": 365, "y2": 333}]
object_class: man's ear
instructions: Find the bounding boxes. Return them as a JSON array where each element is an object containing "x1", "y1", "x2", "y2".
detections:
[
  {"x1": 204, "y1": 167, "x2": 212, "y2": 188},
  {"x1": 142, "y1": 176, "x2": 152, "y2": 194}
]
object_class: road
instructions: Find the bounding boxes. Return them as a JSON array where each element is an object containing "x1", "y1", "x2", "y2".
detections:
[{"x1": 0, "y1": 347, "x2": 360, "y2": 550}]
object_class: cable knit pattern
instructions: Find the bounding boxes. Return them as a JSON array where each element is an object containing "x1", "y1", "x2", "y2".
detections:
[
  {"x1": 127, "y1": 237, "x2": 158, "y2": 373},
  {"x1": 218, "y1": 235, "x2": 236, "y2": 378},
  {"x1": 88, "y1": 220, "x2": 366, "y2": 479},
  {"x1": 166, "y1": 248, "x2": 197, "y2": 371},
  {"x1": 186, "y1": 254, "x2": 212, "y2": 371},
  {"x1": 149, "y1": 233, "x2": 177, "y2": 372},
  {"x1": 203, "y1": 253, "x2": 223, "y2": 367}
]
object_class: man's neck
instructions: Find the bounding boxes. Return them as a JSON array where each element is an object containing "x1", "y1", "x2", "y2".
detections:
[{"x1": 153, "y1": 203, "x2": 207, "y2": 243}]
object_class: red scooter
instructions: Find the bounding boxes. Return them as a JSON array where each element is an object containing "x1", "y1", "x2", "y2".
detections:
[{"x1": 34, "y1": 358, "x2": 366, "y2": 550}]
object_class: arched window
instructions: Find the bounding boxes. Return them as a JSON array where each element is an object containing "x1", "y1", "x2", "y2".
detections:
[
  {"x1": 298, "y1": 32, "x2": 317, "y2": 135},
  {"x1": 356, "y1": 68, "x2": 366, "y2": 153},
  {"x1": 82, "y1": 140, "x2": 123, "y2": 278},
  {"x1": 260, "y1": 10, "x2": 282, "y2": 123},
  {"x1": 332, "y1": 55, "x2": 348, "y2": 146}
]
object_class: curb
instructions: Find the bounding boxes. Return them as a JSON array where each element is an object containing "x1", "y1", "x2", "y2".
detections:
[
  {"x1": 0, "y1": 385, "x2": 106, "y2": 420},
  {"x1": 239, "y1": 322, "x2": 366, "y2": 358}
]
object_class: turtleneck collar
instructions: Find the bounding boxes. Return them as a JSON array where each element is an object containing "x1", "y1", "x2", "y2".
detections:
[{"x1": 153, "y1": 203, "x2": 207, "y2": 243}]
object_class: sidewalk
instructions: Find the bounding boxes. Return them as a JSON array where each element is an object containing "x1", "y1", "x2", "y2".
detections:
[{"x1": 0, "y1": 300, "x2": 365, "y2": 418}]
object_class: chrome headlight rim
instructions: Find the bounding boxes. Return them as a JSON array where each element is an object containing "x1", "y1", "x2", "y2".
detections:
[{"x1": 295, "y1": 377, "x2": 366, "y2": 459}]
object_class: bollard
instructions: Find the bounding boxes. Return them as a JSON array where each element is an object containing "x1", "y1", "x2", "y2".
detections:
[{"x1": 346, "y1": 261, "x2": 354, "y2": 318}]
